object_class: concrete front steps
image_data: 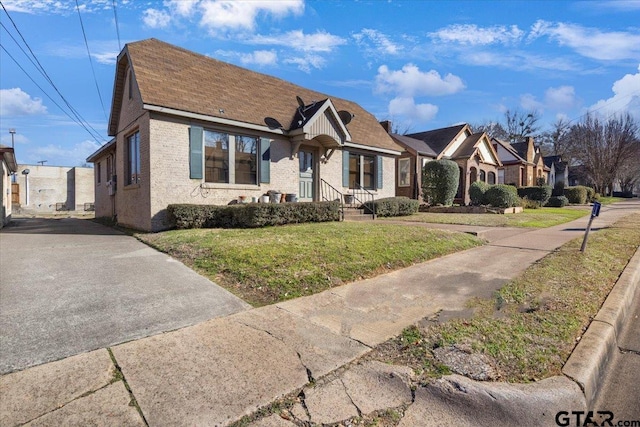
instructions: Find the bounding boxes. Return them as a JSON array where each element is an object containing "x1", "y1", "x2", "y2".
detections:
[{"x1": 343, "y1": 207, "x2": 374, "y2": 221}]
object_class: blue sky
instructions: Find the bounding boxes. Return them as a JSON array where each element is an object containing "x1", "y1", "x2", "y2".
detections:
[{"x1": 1, "y1": 0, "x2": 639, "y2": 167}]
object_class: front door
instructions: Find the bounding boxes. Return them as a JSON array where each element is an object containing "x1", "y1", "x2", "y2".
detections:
[
  {"x1": 299, "y1": 150, "x2": 314, "y2": 201},
  {"x1": 11, "y1": 183, "x2": 19, "y2": 206}
]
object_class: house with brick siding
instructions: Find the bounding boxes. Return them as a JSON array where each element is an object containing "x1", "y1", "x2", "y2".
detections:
[
  {"x1": 385, "y1": 122, "x2": 501, "y2": 205},
  {"x1": 87, "y1": 39, "x2": 401, "y2": 231},
  {"x1": 492, "y1": 137, "x2": 549, "y2": 187}
]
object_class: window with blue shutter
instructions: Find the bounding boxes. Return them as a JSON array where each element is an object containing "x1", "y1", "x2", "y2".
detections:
[
  {"x1": 189, "y1": 126, "x2": 203, "y2": 179},
  {"x1": 342, "y1": 150, "x2": 350, "y2": 187},
  {"x1": 377, "y1": 155, "x2": 383, "y2": 189},
  {"x1": 260, "y1": 138, "x2": 270, "y2": 183}
]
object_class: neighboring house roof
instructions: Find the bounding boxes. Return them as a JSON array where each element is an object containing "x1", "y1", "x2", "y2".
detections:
[
  {"x1": 452, "y1": 133, "x2": 483, "y2": 158},
  {"x1": 389, "y1": 133, "x2": 438, "y2": 157},
  {"x1": 0, "y1": 145, "x2": 17, "y2": 172},
  {"x1": 509, "y1": 142, "x2": 529, "y2": 161},
  {"x1": 109, "y1": 38, "x2": 399, "y2": 153},
  {"x1": 405, "y1": 124, "x2": 468, "y2": 155},
  {"x1": 87, "y1": 138, "x2": 116, "y2": 163},
  {"x1": 492, "y1": 138, "x2": 526, "y2": 164},
  {"x1": 543, "y1": 155, "x2": 566, "y2": 173}
]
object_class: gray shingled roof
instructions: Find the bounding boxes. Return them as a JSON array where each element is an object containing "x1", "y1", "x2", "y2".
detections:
[
  {"x1": 390, "y1": 133, "x2": 438, "y2": 157},
  {"x1": 406, "y1": 124, "x2": 467, "y2": 156}
]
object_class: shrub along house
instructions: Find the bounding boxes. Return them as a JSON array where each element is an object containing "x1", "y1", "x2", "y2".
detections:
[
  {"x1": 385, "y1": 122, "x2": 501, "y2": 205},
  {"x1": 87, "y1": 39, "x2": 401, "y2": 231}
]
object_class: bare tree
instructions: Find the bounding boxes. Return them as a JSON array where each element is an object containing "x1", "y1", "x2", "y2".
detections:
[
  {"x1": 566, "y1": 113, "x2": 639, "y2": 195},
  {"x1": 617, "y1": 142, "x2": 640, "y2": 193},
  {"x1": 471, "y1": 121, "x2": 509, "y2": 140},
  {"x1": 504, "y1": 109, "x2": 542, "y2": 143},
  {"x1": 539, "y1": 118, "x2": 571, "y2": 158}
]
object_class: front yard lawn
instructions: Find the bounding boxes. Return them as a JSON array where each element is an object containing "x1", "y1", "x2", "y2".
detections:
[
  {"x1": 138, "y1": 222, "x2": 482, "y2": 306},
  {"x1": 384, "y1": 207, "x2": 589, "y2": 228},
  {"x1": 372, "y1": 213, "x2": 640, "y2": 383}
]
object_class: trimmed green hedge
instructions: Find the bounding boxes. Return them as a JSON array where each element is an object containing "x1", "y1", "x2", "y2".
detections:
[
  {"x1": 362, "y1": 197, "x2": 420, "y2": 217},
  {"x1": 484, "y1": 184, "x2": 519, "y2": 208},
  {"x1": 469, "y1": 181, "x2": 490, "y2": 206},
  {"x1": 167, "y1": 201, "x2": 341, "y2": 229},
  {"x1": 564, "y1": 186, "x2": 588, "y2": 204},
  {"x1": 546, "y1": 196, "x2": 569, "y2": 207},
  {"x1": 517, "y1": 186, "x2": 553, "y2": 206},
  {"x1": 422, "y1": 159, "x2": 460, "y2": 206}
]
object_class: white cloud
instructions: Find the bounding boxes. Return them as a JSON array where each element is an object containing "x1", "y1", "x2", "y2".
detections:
[
  {"x1": 1, "y1": 0, "x2": 122, "y2": 14},
  {"x1": 91, "y1": 51, "x2": 118, "y2": 65},
  {"x1": 240, "y1": 50, "x2": 278, "y2": 66},
  {"x1": 199, "y1": 0, "x2": 303, "y2": 34},
  {"x1": 429, "y1": 24, "x2": 524, "y2": 46},
  {"x1": 353, "y1": 29, "x2": 401, "y2": 55},
  {"x1": 143, "y1": 8, "x2": 171, "y2": 29},
  {"x1": 29, "y1": 140, "x2": 101, "y2": 167},
  {"x1": 248, "y1": 30, "x2": 346, "y2": 53},
  {"x1": 283, "y1": 54, "x2": 326, "y2": 73},
  {"x1": 0, "y1": 88, "x2": 48, "y2": 116},
  {"x1": 388, "y1": 97, "x2": 439, "y2": 123},
  {"x1": 528, "y1": 20, "x2": 640, "y2": 60},
  {"x1": 589, "y1": 65, "x2": 640, "y2": 120},
  {"x1": 164, "y1": 0, "x2": 200, "y2": 17},
  {"x1": 545, "y1": 86, "x2": 577, "y2": 110},
  {"x1": 520, "y1": 94, "x2": 544, "y2": 111},
  {"x1": 375, "y1": 64, "x2": 465, "y2": 97}
]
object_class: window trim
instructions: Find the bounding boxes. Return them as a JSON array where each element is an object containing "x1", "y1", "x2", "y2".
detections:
[
  {"x1": 201, "y1": 128, "x2": 261, "y2": 187},
  {"x1": 125, "y1": 130, "x2": 141, "y2": 186},
  {"x1": 398, "y1": 158, "x2": 410, "y2": 187},
  {"x1": 348, "y1": 151, "x2": 377, "y2": 190}
]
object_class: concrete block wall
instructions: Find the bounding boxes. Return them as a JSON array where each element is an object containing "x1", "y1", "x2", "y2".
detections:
[{"x1": 14, "y1": 165, "x2": 94, "y2": 212}]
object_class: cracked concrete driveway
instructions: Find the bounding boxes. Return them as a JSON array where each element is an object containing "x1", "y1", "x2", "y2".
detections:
[{"x1": 0, "y1": 217, "x2": 250, "y2": 374}]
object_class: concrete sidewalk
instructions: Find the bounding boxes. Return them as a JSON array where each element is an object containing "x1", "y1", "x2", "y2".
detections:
[{"x1": 1, "y1": 201, "x2": 638, "y2": 426}]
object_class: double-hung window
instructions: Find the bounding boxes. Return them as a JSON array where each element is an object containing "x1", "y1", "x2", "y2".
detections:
[
  {"x1": 349, "y1": 153, "x2": 376, "y2": 190},
  {"x1": 398, "y1": 158, "x2": 410, "y2": 187},
  {"x1": 126, "y1": 131, "x2": 140, "y2": 185},
  {"x1": 203, "y1": 130, "x2": 258, "y2": 185}
]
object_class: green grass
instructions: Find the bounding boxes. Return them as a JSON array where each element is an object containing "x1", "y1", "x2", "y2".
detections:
[
  {"x1": 383, "y1": 207, "x2": 589, "y2": 228},
  {"x1": 598, "y1": 196, "x2": 627, "y2": 205},
  {"x1": 138, "y1": 222, "x2": 482, "y2": 306},
  {"x1": 373, "y1": 213, "x2": 640, "y2": 383}
]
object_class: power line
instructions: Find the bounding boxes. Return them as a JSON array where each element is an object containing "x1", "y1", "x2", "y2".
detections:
[
  {"x1": 0, "y1": 1, "x2": 105, "y2": 142},
  {"x1": 0, "y1": 43, "x2": 103, "y2": 144},
  {"x1": 75, "y1": 0, "x2": 108, "y2": 121},
  {"x1": 112, "y1": 0, "x2": 121, "y2": 51}
]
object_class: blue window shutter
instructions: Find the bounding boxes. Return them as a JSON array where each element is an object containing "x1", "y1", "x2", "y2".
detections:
[
  {"x1": 342, "y1": 150, "x2": 349, "y2": 187},
  {"x1": 189, "y1": 126, "x2": 203, "y2": 179},
  {"x1": 377, "y1": 155, "x2": 383, "y2": 189},
  {"x1": 260, "y1": 138, "x2": 271, "y2": 183}
]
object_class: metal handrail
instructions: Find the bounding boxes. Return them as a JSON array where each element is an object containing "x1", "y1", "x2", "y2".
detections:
[
  {"x1": 320, "y1": 178, "x2": 344, "y2": 220},
  {"x1": 351, "y1": 182, "x2": 376, "y2": 219}
]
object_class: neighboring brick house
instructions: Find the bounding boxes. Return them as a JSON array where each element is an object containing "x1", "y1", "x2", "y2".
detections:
[
  {"x1": 87, "y1": 39, "x2": 401, "y2": 231},
  {"x1": 543, "y1": 155, "x2": 569, "y2": 188},
  {"x1": 492, "y1": 137, "x2": 549, "y2": 187},
  {"x1": 1, "y1": 146, "x2": 17, "y2": 228},
  {"x1": 386, "y1": 123, "x2": 501, "y2": 205}
]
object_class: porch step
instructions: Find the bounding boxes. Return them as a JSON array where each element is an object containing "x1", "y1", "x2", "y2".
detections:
[{"x1": 343, "y1": 208, "x2": 374, "y2": 221}]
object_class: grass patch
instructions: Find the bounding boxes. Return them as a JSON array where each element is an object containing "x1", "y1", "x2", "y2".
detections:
[
  {"x1": 372, "y1": 213, "x2": 640, "y2": 383},
  {"x1": 384, "y1": 207, "x2": 589, "y2": 228},
  {"x1": 138, "y1": 222, "x2": 482, "y2": 307},
  {"x1": 598, "y1": 196, "x2": 627, "y2": 205}
]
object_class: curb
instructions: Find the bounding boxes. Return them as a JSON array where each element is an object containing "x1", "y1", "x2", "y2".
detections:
[{"x1": 562, "y1": 246, "x2": 640, "y2": 406}]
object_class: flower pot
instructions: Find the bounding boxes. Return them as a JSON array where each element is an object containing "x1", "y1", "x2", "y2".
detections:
[
  {"x1": 344, "y1": 194, "x2": 355, "y2": 204},
  {"x1": 285, "y1": 193, "x2": 297, "y2": 202},
  {"x1": 260, "y1": 195, "x2": 270, "y2": 203},
  {"x1": 270, "y1": 192, "x2": 282, "y2": 203}
]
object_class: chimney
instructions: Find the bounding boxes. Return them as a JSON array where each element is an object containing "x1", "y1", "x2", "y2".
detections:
[{"x1": 379, "y1": 120, "x2": 392, "y2": 134}]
